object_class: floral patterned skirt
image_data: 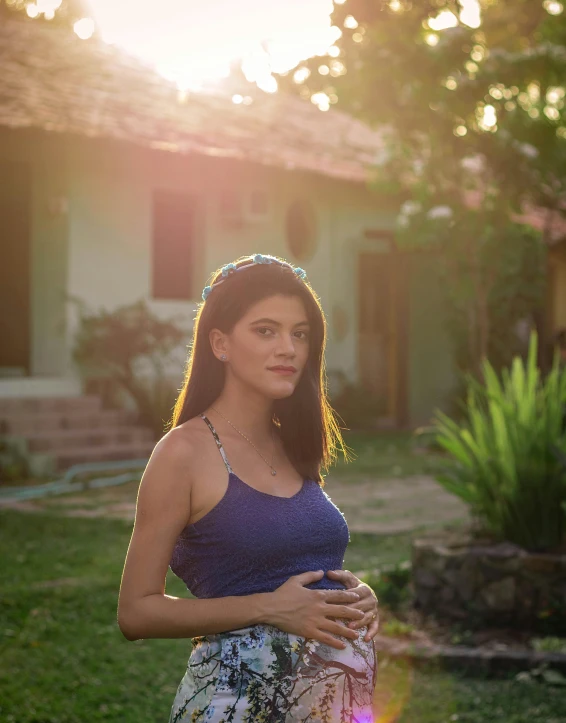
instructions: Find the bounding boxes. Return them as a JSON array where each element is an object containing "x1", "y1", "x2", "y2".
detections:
[{"x1": 169, "y1": 620, "x2": 378, "y2": 723}]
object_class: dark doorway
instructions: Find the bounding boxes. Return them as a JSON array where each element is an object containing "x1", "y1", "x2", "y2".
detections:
[
  {"x1": 151, "y1": 190, "x2": 195, "y2": 301},
  {"x1": 0, "y1": 160, "x2": 31, "y2": 374},
  {"x1": 358, "y1": 237, "x2": 409, "y2": 427}
]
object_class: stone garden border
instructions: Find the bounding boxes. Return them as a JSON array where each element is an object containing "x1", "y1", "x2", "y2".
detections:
[
  {"x1": 411, "y1": 534, "x2": 566, "y2": 631},
  {"x1": 373, "y1": 634, "x2": 566, "y2": 675}
]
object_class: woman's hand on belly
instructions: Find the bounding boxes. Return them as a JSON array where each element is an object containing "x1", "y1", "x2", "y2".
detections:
[
  {"x1": 326, "y1": 569, "x2": 379, "y2": 642},
  {"x1": 259, "y1": 570, "x2": 366, "y2": 650}
]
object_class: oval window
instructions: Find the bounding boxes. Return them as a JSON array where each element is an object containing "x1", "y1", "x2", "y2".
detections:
[{"x1": 285, "y1": 199, "x2": 318, "y2": 261}]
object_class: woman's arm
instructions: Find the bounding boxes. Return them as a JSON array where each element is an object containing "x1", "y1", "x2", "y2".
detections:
[{"x1": 117, "y1": 430, "x2": 272, "y2": 641}]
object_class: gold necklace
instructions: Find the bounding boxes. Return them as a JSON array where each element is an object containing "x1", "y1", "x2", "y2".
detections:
[{"x1": 210, "y1": 406, "x2": 277, "y2": 476}]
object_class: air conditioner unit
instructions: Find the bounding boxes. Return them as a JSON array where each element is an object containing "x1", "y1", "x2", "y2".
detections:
[{"x1": 218, "y1": 189, "x2": 270, "y2": 227}]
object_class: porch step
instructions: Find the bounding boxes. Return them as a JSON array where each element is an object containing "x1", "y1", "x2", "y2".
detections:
[
  {"x1": 0, "y1": 395, "x2": 102, "y2": 414},
  {"x1": 21, "y1": 427, "x2": 154, "y2": 453},
  {"x1": 53, "y1": 442, "x2": 156, "y2": 471},
  {"x1": 0, "y1": 367, "x2": 26, "y2": 379},
  {"x1": 0, "y1": 394, "x2": 157, "y2": 472},
  {"x1": 0, "y1": 377, "x2": 82, "y2": 398},
  {"x1": 0, "y1": 408, "x2": 137, "y2": 435}
]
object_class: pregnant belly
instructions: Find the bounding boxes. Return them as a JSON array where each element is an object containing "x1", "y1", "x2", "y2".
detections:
[{"x1": 171, "y1": 623, "x2": 378, "y2": 722}]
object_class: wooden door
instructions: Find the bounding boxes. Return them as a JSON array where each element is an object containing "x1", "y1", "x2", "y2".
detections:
[{"x1": 358, "y1": 248, "x2": 400, "y2": 424}]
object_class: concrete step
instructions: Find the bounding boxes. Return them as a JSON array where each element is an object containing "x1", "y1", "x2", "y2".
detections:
[
  {"x1": 0, "y1": 377, "x2": 82, "y2": 398},
  {"x1": 0, "y1": 393, "x2": 158, "y2": 472},
  {"x1": 0, "y1": 409, "x2": 137, "y2": 435},
  {"x1": 0, "y1": 395, "x2": 102, "y2": 415},
  {"x1": 53, "y1": 442, "x2": 156, "y2": 471},
  {"x1": 22, "y1": 426, "x2": 155, "y2": 453}
]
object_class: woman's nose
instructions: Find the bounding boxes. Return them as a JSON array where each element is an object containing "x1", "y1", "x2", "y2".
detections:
[{"x1": 277, "y1": 334, "x2": 296, "y2": 356}]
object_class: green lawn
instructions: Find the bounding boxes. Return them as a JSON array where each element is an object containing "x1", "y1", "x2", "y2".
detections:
[
  {"x1": 333, "y1": 431, "x2": 444, "y2": 480},
  {"x1": 1, "y1": 509, "x2": 563, "y2": 722}
]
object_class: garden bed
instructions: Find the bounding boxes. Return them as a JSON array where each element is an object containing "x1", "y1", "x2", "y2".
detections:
[
  {"x1": 361, "y1": 560, "x2": 566, "y2": 678},
  {"x1": 411, "y1": 534, "x2": 566, "y2": 634}
]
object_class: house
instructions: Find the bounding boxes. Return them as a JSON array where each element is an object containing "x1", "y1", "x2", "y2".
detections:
[{"x1": 0, "y1": 14, "x2": 458, "y2": 469}]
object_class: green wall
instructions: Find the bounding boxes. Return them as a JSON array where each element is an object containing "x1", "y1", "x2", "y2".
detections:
[{"x1": 408, "y1": 253, "x2": 458, "y2": 427}]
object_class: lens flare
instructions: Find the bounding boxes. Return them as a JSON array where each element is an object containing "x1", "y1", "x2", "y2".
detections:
[
  {"x1": 85, "y1": 0, "x2": 339, "y2": 91},
  {"x1": 372, "y1": 656, "x2": 414, "y2": 722}
]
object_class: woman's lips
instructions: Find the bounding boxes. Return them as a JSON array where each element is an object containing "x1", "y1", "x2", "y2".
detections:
[{"x1": 268, "y1": 366, "x2": 297, "y2": 375}]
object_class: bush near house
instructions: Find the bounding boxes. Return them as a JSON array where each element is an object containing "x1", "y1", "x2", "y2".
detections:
[
  {"x1": 408, "y1": 332, "x2": 566, "y2": 634},
  {"x1": 433, "y1": 331, "x2": 566, "y2": 552},
  {"x1": 71, "y1": 298, "x2": 187, "y2": 439},
  {"x1": 0, "y1": 438, "x2": 30, "y2": 484}
]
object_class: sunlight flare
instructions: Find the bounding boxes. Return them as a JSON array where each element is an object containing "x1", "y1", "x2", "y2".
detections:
[{"x1": 83, "y1": 0, "x2": 339, "y2": 92}]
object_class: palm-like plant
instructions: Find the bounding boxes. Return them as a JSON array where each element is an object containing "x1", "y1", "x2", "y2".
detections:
[{"x1": 433, "y1": 331, "x2": 566, "y2": 551}]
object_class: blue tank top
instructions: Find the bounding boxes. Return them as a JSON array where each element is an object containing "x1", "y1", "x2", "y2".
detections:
[{"x1": 169, "y1": 414, "x2": 350, "y2": 598}]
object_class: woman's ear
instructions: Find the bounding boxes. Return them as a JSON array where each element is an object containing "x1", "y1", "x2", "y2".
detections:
[{"x1": 209, "y1": 328, "x2": 229, "y2": 362}]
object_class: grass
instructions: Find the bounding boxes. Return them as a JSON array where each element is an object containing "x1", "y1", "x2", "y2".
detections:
[
  {"x1": 346, "y1": 530, "x2": 415, "y2": 572},
  {"x1": 1, "y1": 509, "x2": 564, "y2": 722},
  {"x1": 0, "y1": 510, "x2": 189, "y2": 723},
  {"x1": 380, "y1": 659, "x2": 565, "y2": 723},
  {"x1": 333, "y1": 431, "x2": 445, "y2": 480}
]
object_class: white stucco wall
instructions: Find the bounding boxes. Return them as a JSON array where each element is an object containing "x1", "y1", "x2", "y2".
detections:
[{"x1": 62, "y1": 136, "x2": 396, "y2": 389}]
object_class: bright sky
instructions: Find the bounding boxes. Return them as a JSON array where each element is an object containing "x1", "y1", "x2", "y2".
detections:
[
  {"x1": 87, "y1": 0, "x2": 340, "y2": 92},
  {"x1": 28, "y1": 0, "x2": 485, "y2": 98}
]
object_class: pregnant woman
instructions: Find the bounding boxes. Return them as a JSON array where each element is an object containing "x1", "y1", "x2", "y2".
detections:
[{"x1": 118, "y1": 254, "x2": 379, "y2": 722}]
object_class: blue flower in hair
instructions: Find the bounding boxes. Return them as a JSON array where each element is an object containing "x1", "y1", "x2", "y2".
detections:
[
  {"x1": 294, "y1": 267, "x2": 307, "y2": 279},
  {"x1": 253, "y1": 253, "x2": 273, "y2": 264},
  {"x1": 202, "y1": 285, "x2": 212, "y2": 301},
  {"x1": 221, "y1": 263, "x2": 237, "y2": 277}
]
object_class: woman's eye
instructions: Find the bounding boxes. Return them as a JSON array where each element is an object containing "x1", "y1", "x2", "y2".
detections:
[
  {"x1": 295, "y1": 330, "x2": 309, "y2": 340},
  {"x1": 256, "y1": 327, "x2": 273, "y2": 336}
]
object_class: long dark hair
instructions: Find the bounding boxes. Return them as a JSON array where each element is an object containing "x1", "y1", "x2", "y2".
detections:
[{"x1": 168, "y1": 255, "x2": 346, "y2": 483}]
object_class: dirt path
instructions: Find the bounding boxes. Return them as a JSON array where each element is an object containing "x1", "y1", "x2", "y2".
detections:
[{"x1": 0, "y1": 474, "x2": 468, "y2": 535}]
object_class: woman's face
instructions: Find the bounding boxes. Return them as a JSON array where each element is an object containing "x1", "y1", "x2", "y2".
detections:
[{"x1": 214, "y1": 294, "x2": 311, "y2": 399}]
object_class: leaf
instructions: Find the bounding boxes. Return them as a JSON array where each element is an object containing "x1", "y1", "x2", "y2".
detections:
[{"x1": 541, "y1": 669, "x2": 566, "y2": 686}]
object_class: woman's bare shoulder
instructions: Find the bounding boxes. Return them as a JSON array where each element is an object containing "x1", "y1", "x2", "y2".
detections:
[
  {"x1": 130, "y1": 417, "x2": 210, "y2": 527},
  {"x1": 149, "y1": 416, "x2": 208, "y2": 473}
]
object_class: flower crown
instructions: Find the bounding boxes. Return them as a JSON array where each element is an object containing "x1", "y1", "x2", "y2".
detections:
[{"x1": 202, "y1": 254, "x2": 307, "y2": 301}]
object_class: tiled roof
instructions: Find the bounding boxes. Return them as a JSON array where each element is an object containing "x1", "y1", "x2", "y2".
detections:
[{"x1": 0, "y1": 15, "x2": 386, "y2": 183}]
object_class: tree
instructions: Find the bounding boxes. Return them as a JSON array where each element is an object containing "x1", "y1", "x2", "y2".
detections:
[
  {"x1": 277, "y1": 0, "x2": 566, "y2": 375},
  {"x1": 278, "y1": 1, "x2": 566, "y2": 212}
]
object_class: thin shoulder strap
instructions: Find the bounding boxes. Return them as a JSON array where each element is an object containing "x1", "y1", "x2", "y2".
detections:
[{"x1": 200, "y1": 414, "x2": 233, "y2": 474}]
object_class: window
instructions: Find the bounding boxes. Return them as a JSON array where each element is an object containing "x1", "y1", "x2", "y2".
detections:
[
  {"x1": 249, "y1": 189, "x2": 269, "y2": 216},
  {"x1": 285, "y1": 199, "x2": 318, "y2": 261},
  {"x1": 151, "y1": 190, "x2": 194, "y2": 300}
]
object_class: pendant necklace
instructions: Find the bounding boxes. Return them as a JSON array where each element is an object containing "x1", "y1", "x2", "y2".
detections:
[{"x1": 210, "y1": 406, "x2": 277, "y2": 476}]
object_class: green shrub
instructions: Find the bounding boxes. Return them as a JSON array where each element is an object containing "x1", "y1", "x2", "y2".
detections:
[
  {"x1": 0, "y1": 438, "x2": 30, "y2": 483},
  {"x1": 70, "y1": 298, "x2": 187, "y2": 439},
  {"x1": 433, "y1": 331, "x2": 566, "y2": 551},
  {"x1": 381, "y1": 618, "x2": 415, "y2": 638},
  {"x1": 361, "y1": 561, "x2": 412, "y2": 611},
  {"x1": 531, "y1": 636, "x2": 566, "y2": 654}
]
